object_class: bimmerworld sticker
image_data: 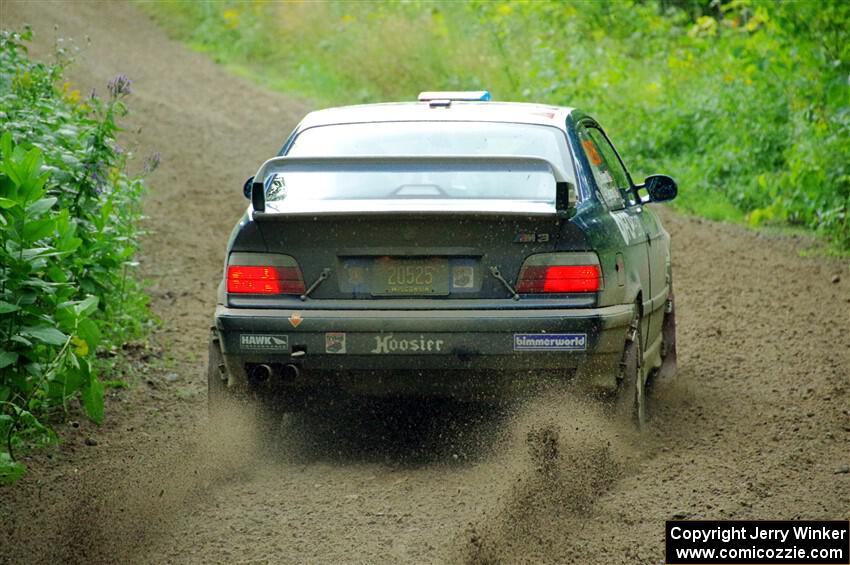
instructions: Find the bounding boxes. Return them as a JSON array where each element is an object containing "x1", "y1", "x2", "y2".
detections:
[
  {"x1": 513, "y1": 333, "x2": 586, "y2": 351},
  {"x1": 239, "y1": 334, "x2": 289, "y2": 351}
]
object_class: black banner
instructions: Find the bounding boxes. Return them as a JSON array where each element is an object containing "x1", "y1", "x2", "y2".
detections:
[{"x1": 666, "y1": 521, "x2": 850, "y2": 564}]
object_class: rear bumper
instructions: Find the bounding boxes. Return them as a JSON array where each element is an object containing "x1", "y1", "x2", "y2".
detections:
[{"x1": 214, "y1": 303, "x2": 633, "y2": 394}]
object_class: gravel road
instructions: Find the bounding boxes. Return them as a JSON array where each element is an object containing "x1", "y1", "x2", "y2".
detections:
[{"x1": 1, "y1": 2, "x2": 848, "y2": 564}]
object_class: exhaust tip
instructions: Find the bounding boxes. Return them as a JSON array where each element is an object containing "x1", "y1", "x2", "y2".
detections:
[
  {"x1": 281, "y1": 363, "x2": 301, "y2": 380},
  {"x1": 248, "y1": 363, "x2": 273, "y2": 383}
]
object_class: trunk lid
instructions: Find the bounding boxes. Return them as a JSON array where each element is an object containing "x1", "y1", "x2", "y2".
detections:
[
  {"x1": 251, "y1": 213, "x2": 586, "y2": 300},
  {"x1": 237, "y1": 154, "x2": 585, "y2": 302}
]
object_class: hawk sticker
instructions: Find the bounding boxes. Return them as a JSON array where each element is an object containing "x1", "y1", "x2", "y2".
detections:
[{"x1": 239, "y1": 334, "x2": 289, "y2": 351}]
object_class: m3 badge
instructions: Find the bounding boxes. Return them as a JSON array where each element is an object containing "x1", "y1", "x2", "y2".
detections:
[{"x1": 514, "y1": 232, "x2": 551, "y2": 243}]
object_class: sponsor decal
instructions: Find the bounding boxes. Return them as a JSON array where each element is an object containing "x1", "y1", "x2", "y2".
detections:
[
  {"x1": 371, "y1": 334, "x2": 445, "y2": 354},
  {"x1": 513, "y1": 333, "x2": 586, "y2": 351},
  {"x1": 264, "y1": 173, "x2": 287, "y2": 202},
  {"x1": 239, "y1": 334, "x2": 289, "y2": 351},
  {"x1": 610, "y1": 211, "x2": 643, "y2": 245},
  {"x1": 347, "y1": 266, "x2": 366, "y2": 284},
  {"x1": 582, "y1": 139, "x2": 603, "y2": 166},
  {"x1": 289, "y1": 312, "x2": 302, "y2": 328},
  {"x1": 325, "y1": 332, "x2": 346, "y2": 354},
  {"x1": 452, "y1": 266, "x2": 474, "y2": 289}
]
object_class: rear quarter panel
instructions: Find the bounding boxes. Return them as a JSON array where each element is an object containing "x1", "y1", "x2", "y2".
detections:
[{"x1": 573, "y1": 203, "x2": 646, "y2": 311}]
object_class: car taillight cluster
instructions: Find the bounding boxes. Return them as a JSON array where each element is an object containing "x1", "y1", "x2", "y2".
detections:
[
  {"x1": 227, "y1": 265, "x2": 306, "y2": 295},
  {"x1": 515, "y1": 264, "x2": 601, "y2": 293}
]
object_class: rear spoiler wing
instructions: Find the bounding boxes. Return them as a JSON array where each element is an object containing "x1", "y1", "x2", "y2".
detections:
[{"x1": 250, "y1": 155, "x2": 576, "y2": 218}]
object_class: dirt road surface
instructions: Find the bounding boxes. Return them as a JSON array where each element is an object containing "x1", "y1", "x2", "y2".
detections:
[{"x1": 1, "y1": 2, "x2": 848, "y2": 564}]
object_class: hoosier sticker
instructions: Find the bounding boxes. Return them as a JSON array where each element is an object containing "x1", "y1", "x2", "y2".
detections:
[
  {"x1": 239, "y1": 334, "x2": 289, "y2": 351},
  {"x1": 370, "y1": 334, "x2": 445, "y2": 354},
  {"x1": 513, "y1": 333, "x2": 587, "y2": 351}
]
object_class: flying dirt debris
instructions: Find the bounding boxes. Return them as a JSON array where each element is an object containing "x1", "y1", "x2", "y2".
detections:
[
  {"x1": 456, "y1": 395, "x2": 635, "y2": 564},
  {"x1": 1, "y1": 2, "x2": 848, "y2": 565}
]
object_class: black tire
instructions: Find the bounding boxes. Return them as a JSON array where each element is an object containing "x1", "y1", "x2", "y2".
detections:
[
  {"x1": 658, "y1": 287, "x2": 678, "y2": 381},
  {"x1": 616, "y1": 310, "x2": 647, "y2": 429}
]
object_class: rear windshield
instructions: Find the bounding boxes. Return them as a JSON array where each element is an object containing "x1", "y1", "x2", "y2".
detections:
[
  {"x1": 261, "y1": 161, "x2": 556, "y2": 206},
  {"x1": 272, "y1": 121, "x2": 573, "y2": 205},
  {"x1": 288, "y1": 121, "x2": 569, "y2": 164}
]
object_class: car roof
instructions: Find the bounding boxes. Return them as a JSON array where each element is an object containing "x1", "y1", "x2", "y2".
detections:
[{"x1": 297, "y1": 101, "x2": 576, "y2": 130}]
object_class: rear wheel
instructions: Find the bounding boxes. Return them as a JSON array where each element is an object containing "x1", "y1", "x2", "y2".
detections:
[
  {"x1": 658, "y1": 286, "x2": 678, "y2": 380},
  {"x1": 207, "y1": 332, "x2": 229, "y2": 414},
  {"x1": 616, "y1": 311, "x2": 647, "y2": 429}
]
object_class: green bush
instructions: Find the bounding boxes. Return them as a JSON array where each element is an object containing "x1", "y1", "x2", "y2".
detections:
[
  {"x1": 144, "y1": 0, "x2": 849, "y2": 248},
  {"x1": 0, "y1": 28, "x2": 153, "y2": 483}
]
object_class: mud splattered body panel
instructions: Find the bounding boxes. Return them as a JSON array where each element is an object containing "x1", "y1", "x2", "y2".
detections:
[{"x1": 213, "y1": 101, "x2": 675, "y2": 398}]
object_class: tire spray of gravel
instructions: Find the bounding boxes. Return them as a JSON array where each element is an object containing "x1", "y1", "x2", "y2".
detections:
[
  {"x1": 454, "y1": 389, "x2": 645, "y2": 565},
  {"x1": 9, "y1": 403, "x2": 267, "y2": 565}
]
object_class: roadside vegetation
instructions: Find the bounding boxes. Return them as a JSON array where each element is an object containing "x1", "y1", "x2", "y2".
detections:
[
  {"x1": 143, "y1": 0, "x2": 849, "y2": 249},
  {"x1": 0, "y1": 28, "x2": 154, "y2": 483}
]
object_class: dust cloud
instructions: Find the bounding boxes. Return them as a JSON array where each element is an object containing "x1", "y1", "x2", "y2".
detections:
[
  {"x1": 4, "y1": 403, "x2": 265, "y2": 564},
  {"x1": 455, "y1": 391, "x2": 642, "y2": 564}
]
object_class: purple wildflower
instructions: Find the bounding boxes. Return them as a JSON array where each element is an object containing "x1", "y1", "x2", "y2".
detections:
[
  {"x1": 107, "y1": 74, "x2": 132, "y2": 98},
  {"x1": 83, "y1": 161, "x2": 106, "y2": 193}
]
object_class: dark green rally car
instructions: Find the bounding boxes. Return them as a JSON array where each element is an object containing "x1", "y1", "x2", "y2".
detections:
[{"x1": 208, "y1": 91, "x2": 678, "y2": 425}]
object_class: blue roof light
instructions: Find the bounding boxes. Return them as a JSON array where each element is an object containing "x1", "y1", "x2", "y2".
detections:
[{"x1": 418, "y1": 90, "x2": 491, "y2": 102}]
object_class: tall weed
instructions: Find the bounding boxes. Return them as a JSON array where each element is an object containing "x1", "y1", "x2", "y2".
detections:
[{"x1": 0, "y1": 28, "x2": 153, "y2": 483}]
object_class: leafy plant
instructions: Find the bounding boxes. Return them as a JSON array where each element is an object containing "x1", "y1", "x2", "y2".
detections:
[
  {"x1": 0, "y1": 28, "x2": 153, "y2": 483},
  {"x1": 0, "y1": 135, "x2": 103, "y2": 483}
]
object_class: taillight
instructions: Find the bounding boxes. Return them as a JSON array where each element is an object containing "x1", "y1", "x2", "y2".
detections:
[
  {"x1": 516, "y1": 255, "x2": 602, "y2": 294},
  {"x1": 227, "y1": 265, "x2": 305, "y2": 295}
]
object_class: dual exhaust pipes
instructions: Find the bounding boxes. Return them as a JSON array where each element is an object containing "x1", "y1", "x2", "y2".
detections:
[{"x1": 248, "y1": 363, "x2": 301, "y2": 383}]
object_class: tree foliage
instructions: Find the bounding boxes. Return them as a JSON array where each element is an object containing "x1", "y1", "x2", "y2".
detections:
[{"x1": 148, "y1": 0, "x2": 849, "y2": 248}]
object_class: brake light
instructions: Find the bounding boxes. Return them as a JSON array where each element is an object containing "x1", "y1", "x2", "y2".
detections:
[
  {"x1": 227, "y1": 265, "x2": 305, "y2": 295},
  {"x1": 516, "y1": 265, "x2": 601, "y2": 293}
]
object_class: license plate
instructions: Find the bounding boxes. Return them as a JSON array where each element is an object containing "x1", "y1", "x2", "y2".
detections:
[{"x1": 371, "y1": 258, "x2": 449, "y2": 296}]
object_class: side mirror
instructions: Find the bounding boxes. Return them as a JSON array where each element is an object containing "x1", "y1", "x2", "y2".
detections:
[
  {"x1": 242, "y1": 176, "x2": 254, "y2": 199},
  {"x1": 641, "y1": 174, "x2": 677, "y2": 203}
]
